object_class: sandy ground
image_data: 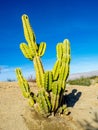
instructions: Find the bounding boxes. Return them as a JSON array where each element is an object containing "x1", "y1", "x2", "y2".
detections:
[{"x1": 0, "y1": 82, "x2": 98, "y2": 130}]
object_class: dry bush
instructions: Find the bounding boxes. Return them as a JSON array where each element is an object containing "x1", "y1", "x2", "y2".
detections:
[{"x1": 27, "y1": 75, "x2": 36, "y2": 82}]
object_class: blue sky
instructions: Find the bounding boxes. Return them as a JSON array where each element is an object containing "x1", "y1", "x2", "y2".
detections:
[{"x1": 0, "y1": 0, "x2": 98, "y2": 81}]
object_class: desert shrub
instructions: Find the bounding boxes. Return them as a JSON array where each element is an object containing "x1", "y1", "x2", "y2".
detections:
[
  {"x1": 89, "y1": 76, "x2": 97, "y2": 79},
  {"x1": 68, "y1": 77, "x2": 91, "y2": 86},
  {"x1": 7, "y1": 79, "x2": 16, "y2": 82},
  {"x1": 27, "y1": 75, "x2": 36, "y2": 82}
]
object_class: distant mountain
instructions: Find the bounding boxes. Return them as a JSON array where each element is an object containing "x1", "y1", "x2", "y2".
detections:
[{"x1": 68, "y1": 70, "x2": 98, "y2": 80}]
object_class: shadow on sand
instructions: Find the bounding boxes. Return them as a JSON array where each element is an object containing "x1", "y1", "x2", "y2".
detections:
[{"x1": 64, "y1": 89, "x2": 82, "y2": 107}]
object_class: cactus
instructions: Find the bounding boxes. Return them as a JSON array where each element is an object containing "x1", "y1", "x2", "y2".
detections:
[
  {"x1": 38, "y1": 42, "x2": 46, "y2": 57},
  {"x1": 15, "y1": 14, "x2": 71, "y2": 117},
  {"x1": 33, "y1": 56, "x2": 44, "y2": 87},
  {"x1": 43, "y1": 71, "x2": 53, "y2": 91},
  {"x1": 16, "y1": 68, "x2": 35, "y2": 107}
]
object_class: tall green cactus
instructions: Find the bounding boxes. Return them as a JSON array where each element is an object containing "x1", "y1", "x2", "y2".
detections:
[{"x1": 15, "y1": 14, "x2": 71, "y2": 117}]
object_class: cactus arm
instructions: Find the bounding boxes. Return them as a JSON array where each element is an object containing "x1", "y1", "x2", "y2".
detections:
[
  {"x1": 38, "y1": 42, "x2": 46, "y2": 57},
  {"x1": 58, "y1": 65, "x2": 66, "y2": 81},
  {"x1": 63, "y1": 39, "x2": 70, "y2": 59},
  {"x1": 48, "y1": 71, "x2": 53, "y2": 91},
  {"x1": 15, "y1": 68, "x2": 30, "y2": 98},
  {"x1": 51, "y1": 82, "x2": 59, "y2": 111},
  {"x1": 43, "y1": 71, "x2": 53, "y2": 91},
  {"x1": 22, "y1": 14, "x2": 36, "y2": 43},
  {"x1": 51, "y1": 81, "x2": 65, "y2": 112},
  {"x1": 52, "y1": 43, "x2": 63, "y2": 80},
  {"x1": 33, "y1": 56, "x2": 44, "y2": 87},
  {"x1": 51, "y1": 39, "x2": 71, "y2": 113},
  {"x1": 16, "y1": 68, "x2": 35, "y2": 107},
  {"x1": 54, "y1": 81, "x2": 63, "y2": 111},
  {"x1": 52, "y1": 39, "x2": 70, "y2": 82},
  {"x1": 44, "y1": 92, "x2": 51, "y2": 112},
  {"x1": 43, "y1": 71, "x2": 49, "y2": 91},
  {"x1": 59, "y1": 39, "x2": 70, "y2": 82},
  {"x1": 20, "y1": 43, "x2": 35, "y2": 60},
  {"x1": 61, "y1": 64, "x2": 69, "y2": 81},
  {"x1": 56, "y1": 43, "x2": 63, "y2": 59},
  {"x1": 52, "y1": 60, "x2": 61, "y2": 81},
  {"x1": 28, "y1": 95, "x2": 35, "y2": 107},
  {"x1": 22, "y1": 14, "x2": 38, "y2": 53},
  {"x1": 37, "y1": 90, "x2": 50, "y2": 115}
]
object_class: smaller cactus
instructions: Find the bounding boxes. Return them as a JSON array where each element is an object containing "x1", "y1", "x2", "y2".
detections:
[
  {"x1": 15, "y1": 68, "x2": 35, "y2": 107},
  {"x1": 37, "y1": 90, "x2": 49, "y2": 114},
  {"x1": 51, "y1": 81, "x2": 61, "y2": 112},
  {"x1": 16, "y1": 68, "x2": 30, "y2": 98},
  {"x1": 36, "y1": 89, "x2": 51, "y2": 116}
]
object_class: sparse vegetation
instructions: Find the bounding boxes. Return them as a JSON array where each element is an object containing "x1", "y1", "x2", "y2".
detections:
[
  {"x1": 89, "y1": 76, "x2": 97, "y2": 79},
  {"x1": 67, "y1": 77, "x2": 91, "y2": 86},
  {"x1": 27, "y1": 75, "x2": 36, "y2": 82},
  {"x1": 7, "y1": 79, "x2": 16, "y2": 82},
  {"x1": 92, "y1": 76, "x2": 98, "y2": 83},
  {"x1": 67, "y1": 76, "x2": 98, "y2": 86}
]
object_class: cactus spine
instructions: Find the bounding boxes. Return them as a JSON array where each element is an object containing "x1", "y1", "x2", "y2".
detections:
[{"x1": 15, "y1": 14, "x2": 71, "y2": 117}]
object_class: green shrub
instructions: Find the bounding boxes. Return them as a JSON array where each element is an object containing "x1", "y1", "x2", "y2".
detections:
[{"x1": 68, "y1": 77, "x2": 91, "y2": 86}]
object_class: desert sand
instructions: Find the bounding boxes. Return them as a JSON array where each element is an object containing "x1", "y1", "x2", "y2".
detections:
[{"x1": 0, "y1": 82, "x2": 98, "y2": 130}]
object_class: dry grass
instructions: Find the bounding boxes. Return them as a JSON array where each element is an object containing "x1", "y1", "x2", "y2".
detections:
[{"x1": 27, "y1": 75, "x2": 36, "y2": 82}]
